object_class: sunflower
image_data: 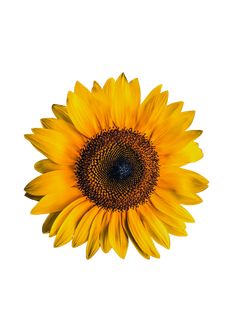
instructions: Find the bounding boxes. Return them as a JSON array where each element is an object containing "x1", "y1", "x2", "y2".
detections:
[{"x1": 24, "y1": 74, "x2": 208, "y2": 259}]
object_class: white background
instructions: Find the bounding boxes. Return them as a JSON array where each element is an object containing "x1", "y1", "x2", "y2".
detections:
[{"x1": 0, "y1": 0, "x2": 234, "y2": 332}]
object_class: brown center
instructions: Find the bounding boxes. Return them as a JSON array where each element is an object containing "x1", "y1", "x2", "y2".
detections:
[{"x1": 75, "y1": 128, "x2": 159, "y2": 211}]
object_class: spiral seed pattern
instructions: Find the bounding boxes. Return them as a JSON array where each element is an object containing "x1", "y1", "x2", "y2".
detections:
[{"x1": 75, "y1": 128, "x2": 159, "y2": 211}]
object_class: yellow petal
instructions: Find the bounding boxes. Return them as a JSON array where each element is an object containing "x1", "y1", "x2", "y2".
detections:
[
  {"x1": 31, "y1": 187, "x2": 82, "y2": 215},
  {"x1": 177, "y1": 194, "x2": 202, "y2": 205},
  {"x1": 34, "y1": 159, "x2": 63, "y2": 173},
  {"x1": 136, "y1": 94, "x2": 159, "y2": 131},
  {"x1": 127, "y1": 209, "x2": 160, "y2": 258},
  {"x1": 179, "y1": 111, "x2": 195, "y2": 130},
  {"x1": 126, "y1": 234, "x2": 150, "y2": 258},
  {"x1": 156, "y1": 130, "x2": 202, "y2": 154},
  {"x1": 164, "y1": 224, "x2": 188, "y2": 236},
  {"x1": 150, "y1": 91, "x2": 169, "y2": 124},
  {"x1": 151, "y1": 191, "x2": 195, "y2": 222},
  {"x1": 141, "y1": 84, "x2": 162, "y2": 110},
  {"x1": 122, "y1": 212, "x2": 150, "y2": 259},
  {"x1": 92, "y1": 80, "x2": 114, "y2": 129},
  {"x1": 40, "y1": 118, "x2": 85, "y2": 146},
  {"x1": 103, "y1": 77, "x2": 115, "y2": 97},
  {"x1": 159, "y1": 188, "x2": 203, "y2": 205},
  {"x1": 67, "y1": 91, "x2": 101, "y2": 137},
  {"x1": 161, "y1": 141, "x2": 203, "y2": 166},
  {"x1": 92, "y1": 77, "x2": 116, "y2": 129},
  {"x1": 54, "y1": 200, "x2": 94, "y2": 247},
  {"x1": 147, "y1": 204, "x2": 187, "y2": 236},
  {"x1": 137, "y1": 90, "x2": 168, "y2": 136},
  {"x1": 129, "y1": 78, "x2": 141, "y2": 124},
  {"x1": 86, "y1": 209, "x2": 105, "y2": 259},
  {"x1": 111, "y1": 73, "x2": 132, "y2": 128},
  {"x1": 108, "y1": 211, "x2": 128, "y2": 259},
  {"x1": 109, "y1": 74, "x2": 141, "y2": 129},
  {"x1": 177, "y1": 168, "x2": 209, "y2": 192},
  {"x1": 139, "y1": 204, "x2": 170, "y2": 249},
  {"x1": 165, "y1": 101, "x2": 184, "y2": 117},
  {"x1": 42, "y1": 212, "x2": 59, "y2": 234},
  {"x1": 92, "y1": 80, "x2": 102, "y2": 93},
  {"x1": 74, "y1": 80, "x2": 91, "y2": 97},
  {"x1": 158, "y1": 167, "x2": 208, "y2": 204},
  {"x1": 156, "y1": 185, "x2": 195, "y2": 206},
  {"x1": 151, "y1": 108, "x2": 194, "y2": 143},
  {"x1": 52, "y1": 104, "x2": 71, "y2": 123},
  {"x1": 162, "y1": 107, "x2": 195, "y2": 136},
  {"x1": 24, "y1": 170, "x2": 75, "y2": 196},
  {"x1": 25, "y1": 193, "x2": 42, "y2": 201},
  {"x1": 50, "y1": 197, "x2": 85, "y2": 236},
  {"x1": 72, "y1": 206, "x2": 100, "y2": 247},
  {"x1": 99, "y1": 211, "x2": 112, "y2": 253},
  {"x1": 150, "y1": 204, "x2": 187, "y2": 230},
  {"x1": 146, "y1": 101, "x2": 183, "y2": 138},
  {"x1": 25, "y1": 129, "x2": 79, "y2": 165}
]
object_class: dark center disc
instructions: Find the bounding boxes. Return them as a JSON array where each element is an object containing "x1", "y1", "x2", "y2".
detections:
[
  {"x1": 108, "y1": 158, "x2": 133, "y2": 181},
  {"x1": 75, "y1": 128, "x2": 159, "y2": 211}
]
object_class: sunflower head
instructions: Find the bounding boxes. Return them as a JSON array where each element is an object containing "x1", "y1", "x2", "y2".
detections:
[{"x1": 24, "y1": 74, "x2": 208, "y2": 259}]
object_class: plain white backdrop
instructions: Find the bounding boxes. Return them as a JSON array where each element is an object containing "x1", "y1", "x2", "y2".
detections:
[{"x1": 0, "y1": 0, "x2": 234, "y2": 332}]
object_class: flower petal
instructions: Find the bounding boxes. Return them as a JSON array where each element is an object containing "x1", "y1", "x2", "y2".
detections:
[
  {"x1": 54, "y1": 200, "x2": 94, "y2": 247},
  {"x1": 72, "y1": 206, "x2": 100, "y2": 247},
  {"x1": 179, "y1": 111, "x2": 195, "y2": 130},
  {"x1": 31, "y1": 187, "x2": 82, "y2": 215},
  {"x1": 52, "y1": 104, "x2": 71, "y2": 123},
  {"x1": 92, "y1": 78, "x2": 115, "y2": 129},
  {"x1": 111, "y1": 73, "x2": 132, "y2": 128},
  {"x1": 158, "y1": 167, "x2": 208, "y2": 204},
  {"x1": 86, "y1": 209, "x2": 105, "y2": 259},
  {"x1": 103, "y1": 77, "x2": 115, "y2": 98},
  {"x1": 34, "y1": 159, "x2": 63, "y2": 173},
  {"x1": 42, "y1": 212, "x2": 59, "y2": 234},
  {"x1": 141, "y1": 84, "x2": 162, "y2": 110},
  {"x1": 164, "y1": 101, "x2": 184, "y2": 117},
  {"x1": 128, "y1": 78, "x2": 141, "y2": 125},
  {"x1": 164, "y1": 224, "x2": 188, "y2": 237},
  {"x1": 91, "y1": 80, "x2": 102, "y2": 93},
  {"x1": 151, "y1": 108, "x2": 194, "y2": 143},
  {"x1": 74, "y1": 80, "x2": 91, "y2": 97},
  {"x1": 25, "y1": 129, "x2": 80, "y2": 165},
  {"x1": 25, "y1": 193, "x2": 42, "y2": 201},
  {"x1": 160, "y1": 141, "x2": 203, "y2": 166},
  {"x1": 24, "y1": 170, "x2": 75, "y2": 196},
  {"x1": 106, "y1": 74, "x2": 140, "y2": 129},
  {"x1": 99, "y1": 211, "x2": 112, "y2": 253},
  {"x1": 137, "y1": 90, "x2": 168, "y2": 136},
  {"x1": 147, "y1": 203, "x2": 187, "y2": 236},
  {"x1": 108, "y1": 211, "x2": 128, "y2": 259},
  {"x1": 67, "y1": 91, "x2": 101, "y2": 137},
  {"x1": 139, "y1": 204, "x2": 170, "y2": 249},
  {"x1": 151, "y1": 191, "x2": 195, "y2": 222},
  {"x1": 127, "y1": 209, "x2": 160, "y2": 258},
  {"x1": 40, "y1": 118, "x2": 85, "y2": 145},
  {"x1": 149, "y1": 203, "x2": 187, "y2": 231},
  {"x1": 50, "y1": 197, "x2": 85, "y2": 236},
  {"x1": 155, "y1": 130, "x2": 202, "y2": 155}
]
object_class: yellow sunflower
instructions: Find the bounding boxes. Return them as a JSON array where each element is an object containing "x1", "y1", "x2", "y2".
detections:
[{"x1": 24, "y1": 74, "x2": 208, "y2": 259}]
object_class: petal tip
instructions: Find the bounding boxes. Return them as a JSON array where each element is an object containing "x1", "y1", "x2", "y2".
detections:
[
  {"x1": 119, "y1": 72, "x2": 127, "y2": 81},
  {"x1": 53, "y1": 241, "x2": 59, "y2": 248},
  {"x1": 24, "y1": 134, "x2": 32, "y2": 141},
  {"x1": 72, "y1": 240, "x2": 78, "y2": 248},
  {"x1": 24, "y1": 184, "x2": 29, "y2": 192},
  {"x1": 31, "y1": 206, "x2": 39, "y2": 215}
]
